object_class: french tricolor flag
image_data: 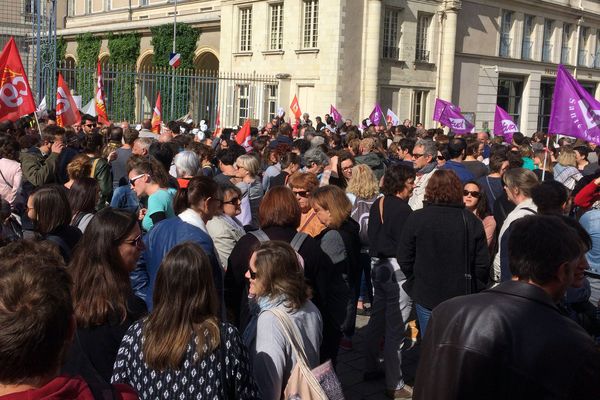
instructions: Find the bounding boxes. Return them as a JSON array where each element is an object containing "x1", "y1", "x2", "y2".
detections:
[{"x1": 169, "y1": 52, "x2": 181, "y2": 69}]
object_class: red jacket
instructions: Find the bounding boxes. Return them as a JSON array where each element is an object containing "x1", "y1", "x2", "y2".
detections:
[
  {"x1": 0, "y1": 376, "x2": 138, "y2": 400},
  {"x1": 574, "y1": 179, "x2": 600, "y2": 209}
]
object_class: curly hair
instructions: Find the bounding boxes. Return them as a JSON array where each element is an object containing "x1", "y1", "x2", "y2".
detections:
[{"x1": 346, "y1": 164, "x2": 379, "y2": 199}]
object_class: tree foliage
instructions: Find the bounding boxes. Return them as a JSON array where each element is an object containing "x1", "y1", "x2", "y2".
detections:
[
  {"x1": 76, "y1": 33, "x2": 101, "y2": 105},
  {"x1": 106, "y1": 33, "x2": 140, "y2": 121}
]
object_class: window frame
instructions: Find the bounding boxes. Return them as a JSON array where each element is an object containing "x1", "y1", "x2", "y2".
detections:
[
  {"x1": 302, "y1": 0, "x2": 319, "y2": 49},
  {"x1": 239, "y1": 7, "x2": 253, "y2": 53},
  {"x1": 499, "y1": 10, "x2": 513, "y2": 57},
  {"x1": 269, "y1": 3, "x2": 284, "y2": 51},
  {"x1": 415, "y1": 13, "x2": 432, "y2": 62}
]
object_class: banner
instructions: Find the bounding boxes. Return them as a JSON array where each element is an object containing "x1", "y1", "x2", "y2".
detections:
[
  {"x1": 0, "y1": 37, "x2": 36, "y2": 122},
  {"x1": 330, "y1": 105, "x2": 343, "y2": 123},
  {"x1": 95, "y1": 61, "x2": 109, "y2": 124},
  {"x1": 549, "y1": 64, "x2": 600, "y2": 144},
  {"x1": 386, "y1": 109, "x2": 400, "y2": 126},
  {"x1": 369, "y1": 103, "x2": 384, "y2": 126},
  {"x1": 151, "y1": 93, "x2": 162, "y2": 133},
  {"x1": 56, "y1": 73, "x2": 81, "y2": 128},
  {"x1": 290, "y1": 95, "x2": 301, "y2": 120},
  {"x1": 432, "y1": 98, "x2": 474, "y2": 134},
  {"x1": 214, "y1": 107, "x2": 221, "y2": 137},
  {"x1": 494, "y1": 105, "x2": 518, "y2": 143}
]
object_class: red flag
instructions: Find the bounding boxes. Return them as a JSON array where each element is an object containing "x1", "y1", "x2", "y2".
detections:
[
  {"x1": 95, "y1": 61, "x2": 109, "y2": 125},
  {"x1": 56, "y1": 73, "x2": 81, "y2": 128},
  {"x1": 290, "y1": 95, "x2": 301, "y2": 120},
  {"x1": 151, "y1": 93, "x2": 162, "y2": 133},
  {"x1": 213, "y1": 107, "x2": 221, "y2": 137},
  {"x1": 235, "y1": 119, "x2": 252, "y2": 150},
  {"x1": 0, "y1": 37, "x2": 36, "y2": 122}
]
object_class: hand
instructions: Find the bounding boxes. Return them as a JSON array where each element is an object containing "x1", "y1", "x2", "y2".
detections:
[
  {"x1": 594, "y1": 177, "x2": 600, "y2": 186},
  {"x1": 108, "y1": 150, "x2": 117, "y2": 162},
  {"x1": 138, "y1": 208, "x2": 147, "y2": 221},
  {"x1": 51, "y1": 141, "x2": 64, "y2": 154}
]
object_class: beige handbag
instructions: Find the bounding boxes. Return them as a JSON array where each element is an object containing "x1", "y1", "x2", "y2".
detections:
[{"x1": 269, "y1": 308, "x2": 344, "y2": 400}]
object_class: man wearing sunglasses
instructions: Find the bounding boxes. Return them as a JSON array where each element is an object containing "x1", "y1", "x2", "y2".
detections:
[
  {"x1": 408, "y1": 139, "x2": 438, "y2": 211},
  {"x1": 81, "y1": 115, "x2": 97, "y2": 136}
]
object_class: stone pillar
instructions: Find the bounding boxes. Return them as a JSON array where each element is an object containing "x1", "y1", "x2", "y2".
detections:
[
  {"x1": 361, "y1": 0, "x2": 381, "y2": 118},
  {"x1": 438, "y1": 0, "x2": 461, "y2": 102}
]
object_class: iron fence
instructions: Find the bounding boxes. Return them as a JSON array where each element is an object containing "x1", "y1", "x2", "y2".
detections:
[{"x1": 57, "y1": 62, "x2": 280, "y2": 128}]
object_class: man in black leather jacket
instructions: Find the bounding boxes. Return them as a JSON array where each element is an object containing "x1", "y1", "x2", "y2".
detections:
[{"x1": 414, "y1": 215, "x2": 600, "y2": 400}]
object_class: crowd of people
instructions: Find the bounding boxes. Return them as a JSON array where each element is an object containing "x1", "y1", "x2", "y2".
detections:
[{"x1": 0, "y1": 110, "x2": 599, "y2": 399}]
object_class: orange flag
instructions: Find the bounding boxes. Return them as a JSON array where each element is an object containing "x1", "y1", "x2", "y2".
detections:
[
  {"x1": 0, "y1": 37, "x2": 37, "y2": 122},
  {"x1": 151, "y1": 93, "x2": 162, "y2": 133},
  {"x1": 95, "y1": 61, "x2": 109, "y2": 124},
  {"x1": 235, "y1": 119, "x2": 252, "y2": 150},
  {"x1": 56, "y1": 73, "x2": 81, "y2": 128},
  {"x1": 290, "y1": 95, "x2": 301, "y2": 120}
]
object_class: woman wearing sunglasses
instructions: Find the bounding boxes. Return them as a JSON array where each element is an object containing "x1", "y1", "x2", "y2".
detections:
[
  {"x1": 64, "y1": 207, "x2": 147, "y2": 384},
  {"x1": 463, "y1": 181, "x2": 496, "y2": 248},
  {"x1": 207, "y1": 183, "x2": 245, "y2": 270}
]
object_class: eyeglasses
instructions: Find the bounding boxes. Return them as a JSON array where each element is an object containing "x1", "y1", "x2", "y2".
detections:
[
  {"x1": 412, "y1": 153, "x2": 424, "y2": 159},
  {"x1": 223, "y1": 197, "x2": 241, "y2": 205},
  {"x1": 437, "y1": 155, "x2": 445, "y2": 161},
  {"x1": 247, "y1": 268, "x2": 258, "y2": 280},
  {"x1": 293, "y1": 190, "x2": 310, "y2": 198},
  {"x1": 342, "y1": 165, "x2": 354, "y2": 171},
  {"x1": 85, "y1": 124, "x2": 96, "y2": 128},
  {"x1": 463, "y1": 190, "x2": 481, "y2": 198},
  {"x1": 129, "y1": 173, "x2": 146, "y2": 186},
  {"x1": 123, "y1": 234, "x2": 143, "y2": 249}
]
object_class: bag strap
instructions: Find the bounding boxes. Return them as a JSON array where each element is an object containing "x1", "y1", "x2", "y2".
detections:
[
  {"x1": 461, "y1": 210, "x2": 473, "y2": 295},
  {"x1": 299, "y1": 210, "x2": 317, "y2": 232},
  {"x1": 249, "y1": 229, "x2": 270, "y2": 243},
  {"x1": 290, "y1": 232, "x2": 309, "y2": 252},
  {"x1": 0, "y1": 167, "x2": 13, "y2": 189},
  {"x1": 379, "y1": 196, "x2": 385, "y2": 224},
  {"x1": 520, "y1": 207, "x2": 537, "y2": 215},
  {"x1": 268, "y1": 308, "x2": 310, "y2": 366}
]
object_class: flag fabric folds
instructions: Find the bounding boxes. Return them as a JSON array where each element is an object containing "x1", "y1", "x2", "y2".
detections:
[
  {"x1": 151, "y1": 93, "x2": 162, "y2": 133},
  {"x1": 386, "y1": 109, "x2": 400, "y2": 126},
  {"x1": 432, "y1": 98, "x2": 474, "y2": 134},
  {"x1": 56, "y1": 73, "x2": 81, "y2": 128},
  {"x1": 549, "y1": 64, "x2": 600, "y2": 144},
  {"x1": 290, "y1": 95, "x2": 301, "y2": 120},
  {"x1": 369, "y1": 103, "x2": 384, "y2": 126},
  {"x1": 0, "y1": 37, "x2": 36, "y2": 122},
  {"x1": 235, "y1": 119, "x2": 252, "y2": 151},
  {"x1": 95, "y1": 61, "x2": 109, "y2": 124},
  {"x1": 330, "y1": 105, "x2": 343, "y2": 123},
  {"x1": 494, "y1": 105, "x2": 518, "y2": 143}
]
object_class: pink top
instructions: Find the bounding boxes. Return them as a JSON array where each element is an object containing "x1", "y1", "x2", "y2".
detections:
[{"x1": 0, "y1": 158, "x2": 22, "y2": 205}]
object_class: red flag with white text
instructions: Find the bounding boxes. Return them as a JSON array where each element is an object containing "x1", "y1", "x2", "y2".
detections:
[
  {"x1": 0, "y1": 37, "x2": 36, "y2": 122},
  {"x1": 95, "y1": 61, "x2": 109, "y2": 124},
  {"x1": 56, "y1": 73, "x2": 81, "y2": 127},
  {"x1": 151, "y1": 93, "x2": 162, "y2": 133},
  {"x1": 235, "y1": 119, "x2": 252, "y2": 151},
  {"x1": 290, "y1": 95, "x2": 301, "y2": 120}
]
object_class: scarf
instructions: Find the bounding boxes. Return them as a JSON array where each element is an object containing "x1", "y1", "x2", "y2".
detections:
[
  {"x1": 242, "y1": 295, "x2": 286, "y2": 349},
  {"x1": 418, "y1": 161, "x2": 437, "y2": 175}
]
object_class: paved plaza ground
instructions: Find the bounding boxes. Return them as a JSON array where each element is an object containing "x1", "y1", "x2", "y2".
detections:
[{"x1": 338, "y1": 314, "x2": 421, "y2": 400}]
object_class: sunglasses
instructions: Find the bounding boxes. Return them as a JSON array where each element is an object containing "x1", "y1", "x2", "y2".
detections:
[
  {"x1": 463, "y1": 190, "x2": 481, "y2": 198},
  {"x1": 124, "y1": 234, "x2": 143, "y2": 248},
  {"x1": 437, "y1": 155, "x2": 445, "y2": 161},
  {"x1": 247, "y1": 268, "x2": 258, "y2": 280},
  {"x1": 85, "y1": 124, "x2": 96, "y2": 128},
  {"x1": 129, "y1": 173, "x2": 146, "y2": 186},
  {"x1": 223, "y1": 197, "x2": 241, "y2": 205},
  {"x1": 412, "y1": 153, "x2": 424, "y2": 159},
  {"x1": 293, "y1": 190, "x2": 310, "y2": 198}
]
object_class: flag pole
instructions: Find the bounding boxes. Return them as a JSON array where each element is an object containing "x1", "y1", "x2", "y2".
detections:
[
  {"x1": 170, "y1": 0, "x2": 177, "y2": 121},
  {"x1": 33, "y1": 111, "x2": 42, "y2": 138},
  {"x1": 541, "y1": 134, "x2": 551, "y2": 182}
]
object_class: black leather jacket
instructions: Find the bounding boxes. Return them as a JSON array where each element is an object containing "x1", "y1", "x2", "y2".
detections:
[{"x1": 414, "y1": 281, "x2": 600, "y2": 400}]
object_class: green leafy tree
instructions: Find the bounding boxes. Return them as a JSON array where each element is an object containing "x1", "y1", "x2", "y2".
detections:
[
  {"x1": 106, "y1": 33, "x2": 140, "y2": 121},
  {"x1": 150, "y1": 23, "x2": 199, "y2": 121},
  {"x1": 75, "y1": 33, "x2": 101, "y2": 107}
]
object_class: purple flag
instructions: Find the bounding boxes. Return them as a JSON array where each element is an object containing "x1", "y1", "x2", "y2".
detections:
[
  {"x1": 549, "y1": 65, "x2": 600, "y2": 144},
  {"x1": 369, "y1": 103, "x2": 384, "y2": 126},
  {"x1": 494, "y1": 105, "x2": 518, "y2": 143},
  {"x1": 433, "y1": 98, "x2": 474, "y2": 134},
  {"x1": 330, "y1": 105, "x2": 343, "y2": 123}
]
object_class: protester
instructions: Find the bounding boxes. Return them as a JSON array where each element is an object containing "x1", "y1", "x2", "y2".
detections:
[
  {"x1": 235, "y1": 154, "x2": 263, "y2": 229},
  {"x1": 554, "y1": 147, "x2": 583, "y2": 190},
  {"x1": 111, "y1": 242, "x2": 258, "y2": 399},
  {"x1": 268, "y1": 152, "x2": 301, "y2": 188},
  {"x1": 64, "y1": 154, "x2": 92, "y2": 190},
  {"x1": 111, "y1": 127, "x2": 138, "y2": 189},
  {"x1": 398, "y1": 170, "x2": 489, "y2": 337},
  {"x1": 408, "y1": 139, "x2": 438, "y2": 210},
  {"x1": 441, "y1": 138, "x2": 475, "y2": 183},
  {"x1": 172, "y1": 150, "x2": 200, "y2": 194},
  {"x1": 243, "y1": 241, "x2": 322, "y2": 400},
  {"x1": 65, "y1": 208, "x2": 146, "y2": 383},
  {"x1": 363, "y1": 164, "x2": 415, "y2": 399},
  {"x1": 413, "y1": 215, "x2": 600, "y2": 400},
  {"x1": 68, "y1": 177, "x2": 100, "y2": 233},
  {"x1": 82, "y1": 133, "x2": 112, "y2": 208},
  {"x1": 0, "y1": 133, "x2": 22, "y2": 208},
  {"x1": 288, "y1": 171, "x2": 326, "y2": 236},
  {"x1": 0, "y1": 240, "x2": 137, "y2": 400},
  {"x1": 463, "y1": 180, "x2": 496, "y2": 247}
]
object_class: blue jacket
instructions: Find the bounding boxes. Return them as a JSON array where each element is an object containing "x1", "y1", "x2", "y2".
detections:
[
  {"x1": 131, "y1": 217, "x2": 224, "y2": 311},
  {"x1": 442, "y1": 160, "x2": 475, "y2": 183}
]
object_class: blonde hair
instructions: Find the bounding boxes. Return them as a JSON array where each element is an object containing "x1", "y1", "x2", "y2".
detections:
[
  {"x1": 346, "y1": 164, "x2": 379, "y2": 199},
  {"x1": 235, "y1": 154, "x2": 260, "y2": 177},
  {"x1": 311, "y1": 185, "x2": 352, "y2": 229},
  {"x1": 557, "y1": 147, "x2": 577, "y2": 167}
]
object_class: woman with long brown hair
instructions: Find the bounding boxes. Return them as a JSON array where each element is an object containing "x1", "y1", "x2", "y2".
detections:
[
  {"x1": 66, "y1": 207, "x2": 146, "y2": 382},
  {"x1": 112, "y1": 242, "x2": 258, "y2": 399}
]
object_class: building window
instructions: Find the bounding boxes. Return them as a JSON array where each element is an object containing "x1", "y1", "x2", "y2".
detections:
[
  {"x1": 269, "y1": 4, "x2": 283, "y2": 51},
  {"x1": 302, "y1": 0, "x2": 319, "y2": 48},
  {"x1": 67, "y1": 0, "x2": 74, "y2": 16},
  {"x1": 85, "y1": 0, "x2": 92, "y2": 14},
  {"x1": 537, "y1": 80, "x2": 554, "y2": 132},
  {"x1": 239, "y1": 7, "x2": 252, "y2": 52},
  {"x1": 497, "y1": 76, "x2": 524, "y2": 126},
  {"x1": 521, "y1": 15, "x2": 534, "y2": 60},
  {"x1": 382, "y1": 8, "x2": 400, "y2": 60},
  {"x1": 542, "y1": 19, "x2": 553, "y2": 62},
  {"x1": 561, "y1": 23, "x2": 572, "y2": 65},
  {"x1": 265, "y1": 84, "x2": 278, "y2": 122},
  {"x1": 579, "y1": 27, "x2": 589, "y2": 67},
  {"x1": 412, "y1": 91, "x2": 427, "y2": 125},
  {"x1": 416, "y1": 14, "x2": 431, "y2": 62},
  {"x1": 140, "y1": 0, "x2": 148, "y2": 5},
  {"x1": 237, "y1": 85, "x2": 250, "y2": 126},
  {"x1": 595, "y1": 30, "x2": 600, "y2": 68},
  {"x1": 499, "y1": 10, "x2": 513, "y2": 57},
  {"x1": 580, "y1": 82, "x2": 596, "y2": 97},
  {"x1": 105, "y1": 0, "x2": 110, "y2": 11}
]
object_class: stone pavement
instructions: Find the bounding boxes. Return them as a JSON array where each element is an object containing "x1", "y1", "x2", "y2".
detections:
[{"x1": 337, "y1": 314, "x2": 421, "y2": 400}]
